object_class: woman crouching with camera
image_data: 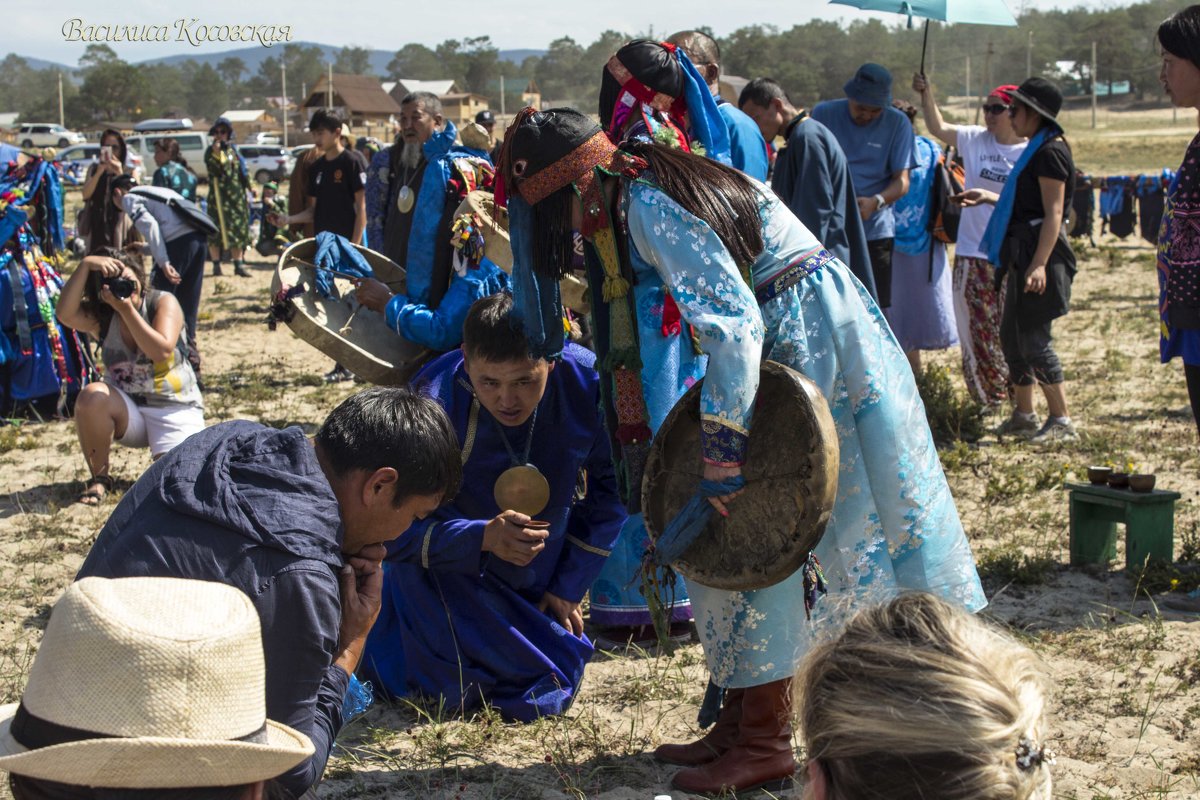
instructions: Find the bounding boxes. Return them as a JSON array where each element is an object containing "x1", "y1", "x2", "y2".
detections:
[{"x1": 56, "y1": 249, "x2": 205, "y2": 505}]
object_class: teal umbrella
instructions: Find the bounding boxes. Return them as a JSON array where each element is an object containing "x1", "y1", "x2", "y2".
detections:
[{"x1": 830, "y1": 0, "x2": 1017, "y2": 74}]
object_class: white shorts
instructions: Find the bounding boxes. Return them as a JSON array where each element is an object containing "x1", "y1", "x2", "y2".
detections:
[{"x1": 114, "y1": 389, "x2": 206, "y2": 457}]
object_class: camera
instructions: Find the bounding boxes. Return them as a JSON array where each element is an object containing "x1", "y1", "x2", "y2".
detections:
[{"x1": 102, "y1": 277, "x2": 136, "y2": 299}]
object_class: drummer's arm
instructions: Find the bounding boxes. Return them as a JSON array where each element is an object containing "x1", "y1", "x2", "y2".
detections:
[
  {"x1": 626, "y1": 185, "x2": 763, "y2": 470},
  {"x1": 385, "y1": 260, "x2": 509, "y2": 351}
]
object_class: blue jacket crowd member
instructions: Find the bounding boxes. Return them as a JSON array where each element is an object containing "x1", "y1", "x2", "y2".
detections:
[
  {"x1": 498, "y1": 107, "x2": 984, "y2": 795},
  {"x1": 360, "y1": 294, "x2": 625, "y2": 721},
  {"x1": 666, "y1": 30, "x2": 769, "y2": 182},
  {"x1": 75, "y1": 388, "x2": 461, "y2": 798},
  {"x1": 364, "y1": 92, "x2": 505, "y2": 352},
  {"x1": 739, "y1": 77, "x2": 876, "y2": 301},
  {"x1": 812, "y1": 63, "x2": 915, "y2": 309}
]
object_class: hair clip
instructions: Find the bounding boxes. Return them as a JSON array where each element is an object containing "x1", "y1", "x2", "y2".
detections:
[{"x1": 1015, "y1": 736, "x2": 1056, "y2": 771}]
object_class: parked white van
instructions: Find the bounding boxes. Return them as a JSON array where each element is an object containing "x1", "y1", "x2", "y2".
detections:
[{"x1": 125, "y1": 131, "x2": 211, "y2": 181}]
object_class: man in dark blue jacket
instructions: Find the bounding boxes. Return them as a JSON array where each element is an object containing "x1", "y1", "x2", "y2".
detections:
[{"x1": 76, "y1": 387, "x2": 461, "y2": 798}]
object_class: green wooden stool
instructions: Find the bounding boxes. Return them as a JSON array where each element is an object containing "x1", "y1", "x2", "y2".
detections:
[{"x1": 1066, "y1": 482, "x2": 1181, "y2": 569}]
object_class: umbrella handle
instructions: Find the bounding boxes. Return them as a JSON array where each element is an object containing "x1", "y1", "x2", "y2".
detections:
[{"x1": 920, "y1": 19, "x2": 930, "y2": 76}]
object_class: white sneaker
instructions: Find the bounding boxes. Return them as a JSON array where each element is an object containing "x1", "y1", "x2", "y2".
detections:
[{"x1": 1030, "y1": 418, "x2": 1079, "y2": 444}]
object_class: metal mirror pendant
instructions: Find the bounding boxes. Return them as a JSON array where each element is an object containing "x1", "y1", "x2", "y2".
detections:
[
  {"x1": 397, "y1": 185, "x2": 415, "y2": 214},
  {"x1": 494, "y1": 465, "x2": 551, "y2": 517}
]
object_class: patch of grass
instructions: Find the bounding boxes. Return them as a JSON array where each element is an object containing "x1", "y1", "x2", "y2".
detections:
[
  {"x1": 915, "y1": 364, "x2": 985, "y2": 446},
  {"x1": 0, "y1": 425, "x2": 38, "y2": 453},
  {"x1": 977, "y1": 545, "x2": 1058, "y2": 588}
]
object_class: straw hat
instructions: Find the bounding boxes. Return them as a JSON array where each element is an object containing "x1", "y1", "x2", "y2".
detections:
[
  {"x1": 459, "y1": 121, "x2": 493, "y2": 152},
  {"x1": 0, "y1": 577, "x2": 313, "y2": 788}
]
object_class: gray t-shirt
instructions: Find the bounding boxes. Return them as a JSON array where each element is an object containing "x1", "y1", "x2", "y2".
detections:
[{"x1": 101, "y1": 291, "x2": 202, "y2": 409}]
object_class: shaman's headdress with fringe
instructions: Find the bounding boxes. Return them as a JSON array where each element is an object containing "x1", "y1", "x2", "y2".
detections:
[
  {"x1": 495, "y1": 107, "x2": 644, "y2": 362},
  {"x1": 496, "y1": 107, "x2": 654, "y2": 510},
  {"x1": 600, "y1": 39, "x2": 732, "y2": 167}
]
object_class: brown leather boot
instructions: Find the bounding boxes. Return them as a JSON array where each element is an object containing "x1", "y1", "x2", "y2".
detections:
[
  {"x1": 670, "y1": 678, "x2": 796, "y2": 795},
  {"x1": 653, "y1": 688, "x2": 745, "y2": 766}
]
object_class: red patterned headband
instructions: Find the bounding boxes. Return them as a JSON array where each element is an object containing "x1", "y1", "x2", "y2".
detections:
[
  {"x1": 515, "y1": 130, "x2": 618, "y2": 205},
  {"x1": 605, "y1": 54, "x2": 686, "y2": 116}
]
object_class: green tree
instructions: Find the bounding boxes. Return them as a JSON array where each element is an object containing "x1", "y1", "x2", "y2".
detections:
[
  {"x1": 77, "y1": 47, "x2": 145, "y2": 121},
  {"x1": 387, "y1": 44, "x2": 442, "y2": 80},
  {"x1": 188, "y1": 63, "x2": 229, "y2": 122},
  {"x1": 535, "y1": 37, "x2": 585, "y2": 104},
  {"x1": 334, "y1": 45, "x2": 373, "y2": 76},
  {"x1": 217, "y1": 57, "x2": 248, "y2": 86}
]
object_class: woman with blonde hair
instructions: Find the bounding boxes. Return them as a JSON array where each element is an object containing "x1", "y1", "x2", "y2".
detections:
[{"x1": 799, "y1": 592, "x2": 1054, "y2": 800}]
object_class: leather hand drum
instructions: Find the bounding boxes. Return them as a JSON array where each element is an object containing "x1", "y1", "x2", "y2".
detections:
[{"x1": 641, "y1": 360, "x2": 839, "y2": 591}]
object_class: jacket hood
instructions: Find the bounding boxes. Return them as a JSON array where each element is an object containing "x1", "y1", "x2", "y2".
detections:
[
  {"x1": 424, "y1": 120, "x2": 458, "y2": 160},
  {"x1": 157, "y1": 421, "x2": 344, "y2": 567}
]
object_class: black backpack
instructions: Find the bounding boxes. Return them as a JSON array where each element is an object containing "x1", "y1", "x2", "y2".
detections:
[
  {"x1": 928, "y1": 145, "x2": 966, "y2": 245},
  {"x1": 129, "y1": 186, "x2": 218, "y2": 238}
]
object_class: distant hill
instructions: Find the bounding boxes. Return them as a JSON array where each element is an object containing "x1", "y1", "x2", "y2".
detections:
[
  {"x1": 136, "y1": 42, "x2": 542, "y2": 76},
  {"x1": 10, "y1": 55, "x2": 76, "y2": 74},
  {"x1": 6, "y1": 44, "x2": 542, "y2": 84}
]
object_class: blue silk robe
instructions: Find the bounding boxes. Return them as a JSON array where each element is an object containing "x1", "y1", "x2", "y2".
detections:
[
  {"x1": 359, "y1": 344, "x2": 626, "y2": 720},
  {"x1": 617, "y1": 178, "x2": 986, "y2": 687}
]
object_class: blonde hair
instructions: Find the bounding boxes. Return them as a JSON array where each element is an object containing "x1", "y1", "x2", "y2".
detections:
[{"x1": 798, "y1": 593, "x2": 1052, "y2": 800}]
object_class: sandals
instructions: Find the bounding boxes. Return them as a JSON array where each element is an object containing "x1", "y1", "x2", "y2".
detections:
[{"x1": 79, "y1": 474, "x2": 115, "y2": 507}]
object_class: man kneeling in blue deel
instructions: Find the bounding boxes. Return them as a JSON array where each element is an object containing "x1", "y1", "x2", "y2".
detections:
[{"x1": 360, "y1": 293, "x2": 626, "y2": 721}]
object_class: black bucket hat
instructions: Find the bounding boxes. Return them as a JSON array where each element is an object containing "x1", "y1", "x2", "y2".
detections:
[{"x1": 1010, "y1": 77, "x2": 1063, "y2": 124}]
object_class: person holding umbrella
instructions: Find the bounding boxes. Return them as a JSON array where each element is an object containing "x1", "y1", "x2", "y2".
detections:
[
  {"x1": 955, "y1": 78, "x2": 1078, "y2": 443},
  {"x1": 913, "y1": 73, "x2": 1027, "y2": 406}
]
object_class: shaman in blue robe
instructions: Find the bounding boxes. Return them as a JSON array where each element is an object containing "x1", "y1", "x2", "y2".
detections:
[
  {"x1": 365, "y1": 123, "x2": 503, "y2": 351},
  {"x1": 359, "y1": 343, "x2": 626, "y2": 721}
]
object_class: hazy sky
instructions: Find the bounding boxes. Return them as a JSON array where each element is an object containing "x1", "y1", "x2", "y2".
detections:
[{"x1": 19, "y1": 0, "x2": 1108, "y2": 64}]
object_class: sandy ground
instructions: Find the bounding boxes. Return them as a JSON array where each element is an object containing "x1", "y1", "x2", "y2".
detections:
[{"x1": 2, "y1": 165, "x2": 1199, "y2": 799}]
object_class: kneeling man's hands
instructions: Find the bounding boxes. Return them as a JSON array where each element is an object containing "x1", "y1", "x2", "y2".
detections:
[
  {"x1": 336, "y1": 544, "x2": 386, "y2": 668},
  {"x1": 483, "y1": 510, "x2": 548, "y2": 567},
  {"x1": 539, "y1": 592, "x2": 584, "y2": 637}
]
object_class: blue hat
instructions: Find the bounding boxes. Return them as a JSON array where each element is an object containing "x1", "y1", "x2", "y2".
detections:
[
  {"x1": 843, "y1": 63, "x2": 893, "y2": 108},
  {"x1": 209, "y1": 116, "x2": 233, "y2": 136}
]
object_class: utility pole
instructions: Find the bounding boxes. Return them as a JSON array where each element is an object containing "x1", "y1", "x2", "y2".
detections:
[
  {"x1": 57, "y1": 72, "x2": 64, "y2": 127},
  {"x1": 1026, "y1": 30, "x2": 1033, "y2": 79},
  {"x1": 965, "y1": 54, "x2": 971, "y2": 114},
  {"x1": 500, "y1": 74, "x2": 505, "y2": 116},
  {"x1": 281, "y1": 63, "x2": 288, "y2": 148},
  {"x1": 326, "y1": 64, "x2": 333, "y2": 110},
  {"x1": 1091, "y1": 41, "x2": 1098, "y2": 129},
  {"x1": 975, "y1": 40, "x2": 994, "y2": 126}
]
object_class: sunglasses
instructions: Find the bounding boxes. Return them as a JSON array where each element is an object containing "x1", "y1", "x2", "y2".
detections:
[{"x1": 982, "y1": 104, "x2": 1010, "y2": 115}]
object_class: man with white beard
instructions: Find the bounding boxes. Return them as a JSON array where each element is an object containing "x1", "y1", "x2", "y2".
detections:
[{"x1": 361, "y1": 92, "x2": 506, "y2": 351}]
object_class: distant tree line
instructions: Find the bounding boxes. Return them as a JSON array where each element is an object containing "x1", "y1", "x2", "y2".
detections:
[{"x1": 0, "y1": 0, "x2": 1180, "y2": 131}]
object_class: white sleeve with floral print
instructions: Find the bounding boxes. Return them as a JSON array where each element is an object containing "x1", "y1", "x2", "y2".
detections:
[{"x1": 624, "y1": 181, "x2": 764, "y2": 466}]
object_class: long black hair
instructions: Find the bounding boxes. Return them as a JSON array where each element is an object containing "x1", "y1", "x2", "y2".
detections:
[
  {"x1": 622, "y1": 140, "x2": 765, "y2": 270},
  {"x1": 1159, "y1": 5, "x2": 1200, "y2": 69},
  {"x1": 83, "y1": 129, "x2": 130, "y2": 253}
]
